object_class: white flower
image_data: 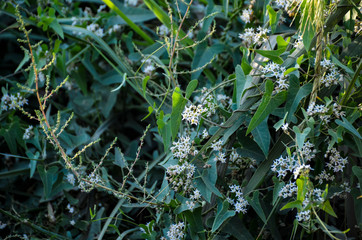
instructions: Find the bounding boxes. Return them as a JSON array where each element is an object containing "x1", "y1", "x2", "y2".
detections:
[
  {"x1": 182, "y1": 105, "x2": 207, "y2": 125},
  {"x1": 281, "y1": 123, "x2": 289, "y2": 132},
  {"x1": 202, "y1": 129, "x2": 209, "y2": 139},
  {"x1": 23, "y1": 125, "x2": 34, "y2": 140},
  {"x1": 278, "y1": 181, "x2": 297, "y2": 198},
  {"x1": 296, "y1": 210, "x2": 311, "y2": 222},
  {"x1": 0, "y1": 221, "x2": 6, "y2": 229},
  {"x1": 67, "y1": 203, "x2": 75, "y2": 213},
  {"x1": 159, "y1": 25, "x2": 169, "y2": 36},
  {"x1": 293, "y1": 164, "x2": 312, "y2": 179},
  {"x1": 240, "y1": 9, "x2": 253, "y2": 23},
  {"x1": 67, "y1": 173, "x2": 76, "y2": 185},
  {"x1": 166, "y1": 222, "x2": 185, "y2": 240},
  {"x1": 211, "y1": 139, "x2": 223, "y2": 152},
  {"x1": 170, "y1": 135, "x2": 192, "y2": 160},
  {"x1": 70, "y1": 220, "x2": 76, "y2": 225}
]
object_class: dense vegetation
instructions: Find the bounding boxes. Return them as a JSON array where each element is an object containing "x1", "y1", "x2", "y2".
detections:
[{"x1": 0, "y1": 0, "x2": 361, "y2": 239}]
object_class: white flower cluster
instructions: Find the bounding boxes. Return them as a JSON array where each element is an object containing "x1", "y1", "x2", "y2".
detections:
[
  {"x1": 142, "y1": 59, "x2": 156, "y2": 75},
  {"x1": 293, "y1": 35, "x2": 303, "y2": 49},
  {"x1": 186, "y1": 189, "x2": 202, "y2": 211},
  {"x1": 239, "y1": 27, "x2": 270, "y2": 47},
  {"x1": 165, "y1": 222, "x2": 185, "y2": 240},
  {"x1": 211, "y1": 139, "x2": 224, "y2": 152},
  {"x1": 315, "y1": 170, "x2": 335, "y2": 184},
  {"x1": 278, "y1": 181, "x2": 297, "y2": 198},
  {"x1": 66, "y1": 173, "x2": 76, "y2": 185},
  {"x1": 70, "y1": 219, "x2": 76, "y2": 225},
  {"x1": 215, "y1": 151, "x2": 227, "y2": 163},
  {"x1": 1, "y1": 93, "x2": 28, "y2": 111},
  {"x1": 170, "y1": 136, "x2": 192, "y2": 160},
  {"x1": 307, "y1": 101, "x2": 332, "y2": 122},
  {"x1": 271, "y1": 155, "x2": 298, "y2": 178},
  {"x1": 296, "y1": 210, "x2": 311, "y2": 222},
  {"x1": 228, "y1": 185, "x2": 249, "y2": 214},
  {"x1": 23, "y1": 125, "x2": 34, "y2": 140},
  {"x1": 320, "y1": 58, "x2": 343, "y2": 87},
  {"x1": 325, "y1": 148, "x2": 348, "y2": 172},
  {"x1": 293, "y1": 164, "x2": 312, "y2": 179},
  {"x1": 202, "y1": 129, "x2": 209, "y2": 139},
  {"x1": 86, "y1": 23, "x2": 105, "y2": 37},
  {"x1": 240, "y1": 9, "x2": 253, "y2": 23},
  {"x1": 299, "y1": 141, "x2": 316, "y2": 162},
  {"x1": 312, "y1": 188, "x2": 324, "y2": 203},
  {"x1": 182, "y1": 104, "x2": 207, "y2": 125},
  {"x1": 166, "y1": 162, "x2": 195, "y2": 193},
  {"x1": 97, "y1": 4, "x2": 107, "y2": 13},
  {"x1": 332, "y1": 103, "x2": 345, "y2": 118},
  {"x1": 261, "y1": 62, "x2": 289, "y2": 93},
  {"x1": 78, "y1": 172, "x2": 103, "y2": 191},
  {"x1": 108, "y1": 24, "x2": 122, "y2": 35},
  {"x1": 159, "y1": 25, "x2": 169, "y2": 36}
]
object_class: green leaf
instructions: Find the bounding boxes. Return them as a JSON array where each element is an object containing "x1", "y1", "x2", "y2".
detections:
[
  {"x1": 184, "y1": 208, "x2": 206, "y2": 240},
  {"x1": 25, "y1": 150, "x2": 40, "y2": 178},
  {"x1": 255, "y1": 49, "x2": 284, "y2": 64},
  {"x1": 235, "y1": 65, "x2": 250, "y2": 107},
  {"x1": 212, "y1": 199, "x2": 236, "y2": 233},
  {"x1": 335, "y1": 116, "x2": 362, "y2": 139},
  {"x1": 297, "y1": 54, "x2": 304, "y2": 66},
  {"x1": 251, "y1": 117, "x2": 270, "y2": 157},
  {"x1": 37, "y1": 165, "x2": 58, "y2": 200},
  {"x1": 185, "y1": 80, "x2": 198, "y2": 99},
  {"x1": 267, "y1": 5, "x2": 278, "y2": 33},
  {"x1": 247, "y1": 191, "x2": 267, "y2": 223},
  {"x1": 191, "y1": 44, "x2": 224, "y2": 79},
  {"x1": 170, "y1": 87, "x2": 187, "y2": 140},
  {"x1": 273, "y1": 177, "x2": 284, "y2": 205},
  {"x1": 280, "y1": 200, "x2": 303, "y2": 211},
  {"x1": 15, "y1": 51, "x2": 30, "y2": 73},
  {"x1": 285, "y1": 76, "x2": 312, "y2": 122},
  {"x1": 321, "y1": 200, "x2": 338, "y2": 218},
  {"x1": 246, "y1": 80, "x2": 287, "y2": 134},
  {"x1": 296, "y1": 178, "x2": 307, "y2": 202},
  {"x1": 141, "y1": 76, "x2": 149, "y2": 97},
  {"x1": 293, "y1": 126, "x2": 311, "y2": 151},
  {"x1": 49, "y1": 20, "x2": 64, "y2": 39}
]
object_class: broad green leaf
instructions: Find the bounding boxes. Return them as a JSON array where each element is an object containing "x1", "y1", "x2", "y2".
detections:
[
  {"x1": 246, "y1": 80, "x2": 287, "y2": 134},
  {"x1": 191, "y1": 44, "x2": 224, "y2": 79},
  {"x1": 285, "y1": 76, "x2": 312, "y2": 123},
  {"x1": 322, "y1": 200, "x2": 338, "y2": 218},
  {"x1": 185, "y1": 80, "x2": 198, "y2": 99},
  {"x1": 170, "y1": 87, "x2": 187, "y2": 140},
  {"x1": 247, "y1": 191, "x2": 267, "y2": 223},
  {"x1": 300, "y1": 3, "x2": 315, "y2": 51},
  {"x1": 251, "y1": 117, "x2": 270, "y2": 157},
  {"x1": 184, "y1": 208, "x2": 206, "y2": 240},
  {"x1": 267, "y1": 5, "x2": 278, "y2": 33},
  {"x1": 235, "y1": 65, "x2": 247, "y2": 107},
  {"x1": 276, "y1": 35, "x2": 290, "y2": 49},
  {"x1": 335, "y1": 116, "x2": 362, "y2": 139},
  {"x1": 280, "y1": 200, "x2": 303, "y2": 211},
  {"x1": 212, "y1": 199, "x2": 236, "y2": 233},
  {"x1": 37, "y1": 165, "x2": 58, "y2": 200},
  {"x1": 293, "y1": 126, "x2": 311, "y2": 151},
  {"x1": 49, "y1": 20, "x2": 64, "y2": 39},
  {"x1": 255, "y1": 49, "x2": 284, "y2": 64},
  {"x1": 331, "y1": 53, "x2": 354, "y2": 75}
]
